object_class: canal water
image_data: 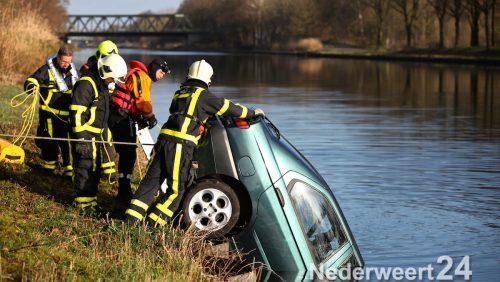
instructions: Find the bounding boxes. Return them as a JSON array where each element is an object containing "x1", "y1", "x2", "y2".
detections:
[{"x1": 76, "y1": 49, "x2": 500, "y2": 281}]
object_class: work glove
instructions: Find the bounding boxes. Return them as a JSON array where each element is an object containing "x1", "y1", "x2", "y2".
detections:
[
  {"x1": 254, "y1": 108, "x2": 265, "y2": 117},
  {"x1": 75, "y1": 142, "x2": 92, "y2": 157},
  {"x1": 147, "y1": 115, "x2": 158, "y2": 129},
  {"x1": 137, "y1": 117, "x2": 148, "y2": 130}
]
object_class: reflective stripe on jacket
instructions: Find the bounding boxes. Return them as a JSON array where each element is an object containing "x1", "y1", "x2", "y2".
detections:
[
  {"x1": 160, "y1": 80, "x2": 257, "y2": 145},
  {"x1": 70, "y1": 73, "x2": 111, "y2": 139},
  {"x1": 24, "y1": 58, "x2": 75, "y2": 117}
]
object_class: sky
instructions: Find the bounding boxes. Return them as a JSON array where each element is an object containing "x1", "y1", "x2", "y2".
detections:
[{"x1": 67, "y1": 0, "x2": 183, "y2": 14}]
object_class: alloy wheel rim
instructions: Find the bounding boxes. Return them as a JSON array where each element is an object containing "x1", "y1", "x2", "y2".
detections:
[{"x1": 188, "y1": 188, "x2": 232, "y2": 232}]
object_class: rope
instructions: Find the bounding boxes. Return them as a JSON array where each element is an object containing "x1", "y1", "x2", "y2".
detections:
[
  {"x1": 0, "y1": 133, "x2": 155, "y2": 146},
  {"x1": 136, "y1": 138, "x2": 144, "y2": 180},
  {"x1": 36, "y1": 90, "x2": 69, "y2": 124},
  {"x1": 9, "y1": 87, "x2": 38, "y2": 147},
  {"x1": 5, "y1": 87, "x2": 158, "y2": 186},
  {"x1": 8, "y1": 87, "x2": 70, "y2": 147},
  {"x1": 100, "y1": 130, "x2": 116, "y2": 185}
]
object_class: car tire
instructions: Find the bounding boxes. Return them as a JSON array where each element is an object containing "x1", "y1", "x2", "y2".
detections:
[{"x1": 182, "y1": 179, "x2": 240, "y2": 238}]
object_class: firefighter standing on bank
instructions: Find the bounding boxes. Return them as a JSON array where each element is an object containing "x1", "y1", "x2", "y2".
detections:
[
  {"x1": 124, "y1": 59, "x2": 264, "y2": 226},
  {"x1": 109, "y1": 58, "x2": 171, "y2": 202},
  {"x1": 80, "y1": 39, "x2": 120, "y2": 180},
  {"x1": 24, "y1": 45, "x2": 79, "y2": 177},
  {"x1": 69, "y1": 54, "x2": 127, "y2": 211}
]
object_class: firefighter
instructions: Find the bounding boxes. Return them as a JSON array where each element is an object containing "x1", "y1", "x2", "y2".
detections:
[
  {"x1": 79, "y1": 40, "x2": 120, "y2": 180},
  {"x1": 70, "y1": 54, "x2": 127, "y2": 211},
  {"x1": 108, "y1": 58, "x2": 171, "y2": 203},
  {"x1": 24, "y1": 45, "x2": 78, "y2": 177},
  {"x1": 124, "y1": 59, "x2": 264, "y2": 226}
]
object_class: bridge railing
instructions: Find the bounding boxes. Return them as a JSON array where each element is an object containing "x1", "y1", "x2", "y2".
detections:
[{"x1": 66, "y1": 14, "x2": 194, "y2": 35}]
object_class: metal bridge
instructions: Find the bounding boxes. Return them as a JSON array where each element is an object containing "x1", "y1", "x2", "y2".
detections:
[{"x1": 65, "y1": 14, "x2": 196, "y2": 37}]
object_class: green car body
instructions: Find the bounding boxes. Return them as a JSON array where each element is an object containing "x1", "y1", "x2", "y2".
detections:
[{"x1": 190, "y1": 116, "x2": 364, "y2": 281}]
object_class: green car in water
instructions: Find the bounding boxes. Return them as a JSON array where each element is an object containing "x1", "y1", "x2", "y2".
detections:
[{"x1": 180, "y1": 115, "x2": 364, "y2": 281}]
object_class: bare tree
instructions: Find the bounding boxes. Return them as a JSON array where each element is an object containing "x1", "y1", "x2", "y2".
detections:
[
  {"x1": 249, "y1": 0, "x2": 265, "y2": 47},
  {"x1": 289, "y1": 0, "x2": 320, "y2": 38},
  {"x1": 312, "y1": 0, "x2": 341, "y2": 42},
  {"x1": 391, "y1": 0, "x2": 420, "y2": 47},
  {"x1": 446, "y1": 0, "x2": 465, "y2": 47},
  {"x1": 492, "y1": 0, "x2": 497, "y2": 46},
  {"x1": 466, "y1": 0, "x2": 481, "y2": 47},
  {"x1": 479, "y1": 0, "x2": 496, "y2": 48},
  {"x1": 356, "y1": 0, "x2": 366, "y2": 41},
  {"x1": 429, "y1": 0, "x2": 449, "y2": 48},
  {"x1": 179, "y1": 0, "x2": 495, "y2": 50},
  {"x1": 365, "y1": 0, "x2": 391, "y2": 49},
  {"x1": 31, "y1": 0, "x2": 69, "y2": 32}
]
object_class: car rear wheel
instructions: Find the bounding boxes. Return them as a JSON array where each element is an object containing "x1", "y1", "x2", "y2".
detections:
[{"x1": 182, "y1": 179, "x2": 240, "y2": 238}]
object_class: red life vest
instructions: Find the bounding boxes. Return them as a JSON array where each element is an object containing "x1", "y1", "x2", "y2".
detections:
[{"x1": 111, "y1": 60, "x2": 149, "y2": 116}]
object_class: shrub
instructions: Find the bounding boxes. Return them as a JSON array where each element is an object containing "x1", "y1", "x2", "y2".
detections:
[
  {"x1": 0, "y1": 0, "x2": 59, "y2": 84},
  {"x1": 296, "y1": 37, "x2": 324, "y2": 52}
]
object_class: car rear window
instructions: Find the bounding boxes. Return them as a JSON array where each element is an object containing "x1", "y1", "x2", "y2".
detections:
[{"x1": 290, "y1": 181, "x2": 347, "y2": 263}]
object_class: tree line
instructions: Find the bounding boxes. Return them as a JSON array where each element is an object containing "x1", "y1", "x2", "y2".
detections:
[{"x1": 178, "y1": 0, "x2": 498, "y2": 50}]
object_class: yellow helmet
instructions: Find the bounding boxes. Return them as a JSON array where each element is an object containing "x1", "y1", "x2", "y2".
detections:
[{"x1": 96, "y1": 40, "x2": 118, "y2": 59}]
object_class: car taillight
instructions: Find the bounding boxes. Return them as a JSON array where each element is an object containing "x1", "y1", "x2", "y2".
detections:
[{"x1": 234, "y1": 118, "x2": 249, "y2": 129}]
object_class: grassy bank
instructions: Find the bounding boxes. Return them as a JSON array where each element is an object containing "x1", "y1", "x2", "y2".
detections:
[
  {"x1": 178, "y1": 43, "x2": 500, "y2": 66},
  {"x1": 311, "y1": 46, "x2": 500, "y2": 65},
  {"x1": 0, "y1": 85, "x2": 243, "y2": 281}
]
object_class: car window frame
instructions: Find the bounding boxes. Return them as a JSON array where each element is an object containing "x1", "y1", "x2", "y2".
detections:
[{"x1": 287, "y1": 179, "x2": 349, "y2": 265}]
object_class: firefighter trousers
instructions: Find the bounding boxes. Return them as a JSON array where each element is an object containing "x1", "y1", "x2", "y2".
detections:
[
  {"x1": 125, "y1": 136, "x2": 195, "y2": 226},
  {"x1": 36, "y1": 111, "x2": 72, "y2": 175},
  {"x1": 72, "y1": 140, "x2": 103, "y2": 209},
  {"x1": 110, "y1": 116, "x2": 137, "y2": 194},
  {"x1": 100, "y1": 128, "x2": 116, "y2": 176}
]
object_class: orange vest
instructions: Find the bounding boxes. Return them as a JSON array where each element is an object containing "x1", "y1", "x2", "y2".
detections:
[{"x1": 111, "y1": 60, "x2": 153, "y2": 116}]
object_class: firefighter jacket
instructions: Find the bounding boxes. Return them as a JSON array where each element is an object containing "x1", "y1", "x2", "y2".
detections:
[
  {"x1": 69, "y1": 66, "x2": 111, "y2": 140},
  {"x1": 24, "y1": 57, "x2": 78, "y2": 118},
  {"x1": 161, "y1": 80, "x2": 258, "y2": 145}
]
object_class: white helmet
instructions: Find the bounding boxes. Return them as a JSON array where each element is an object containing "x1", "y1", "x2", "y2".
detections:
[
  {"x1": 98, "y1": 53, "x2": 127, "y2": 83},
  {"x1": 187, "y1": 59, "x2": 213, "y2": 86}
]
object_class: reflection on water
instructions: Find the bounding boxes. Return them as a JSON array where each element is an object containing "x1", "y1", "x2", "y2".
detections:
[{"x1": 76, "y1": 49, "x2": 500, "y2": 280}]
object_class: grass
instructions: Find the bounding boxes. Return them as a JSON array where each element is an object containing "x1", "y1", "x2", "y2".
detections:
[
  {"x1": 0, "y1": 85, "x2": 256, "y2": 281},
  {"x1": 315, "y1": 46, "x2": 500, "y2": 64}
]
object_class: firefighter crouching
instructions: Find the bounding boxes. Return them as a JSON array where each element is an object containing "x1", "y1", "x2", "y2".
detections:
[
  {"x1": 124, "y1": 59, "x2": 264, "y2": 227},
  {"x1": 109, "y1": 58, "x2": 170, "y2": 203},
  {"x1": 69, "y1": 54, "x2": 127, "y2": 211},
  {"x1": 24, "y1": 45, "x2": 79, "y2": 177}
]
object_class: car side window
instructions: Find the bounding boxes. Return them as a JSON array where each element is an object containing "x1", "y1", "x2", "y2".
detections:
[{"x1": 290, "y1": 181, "x2": 347, "y2": 263}]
